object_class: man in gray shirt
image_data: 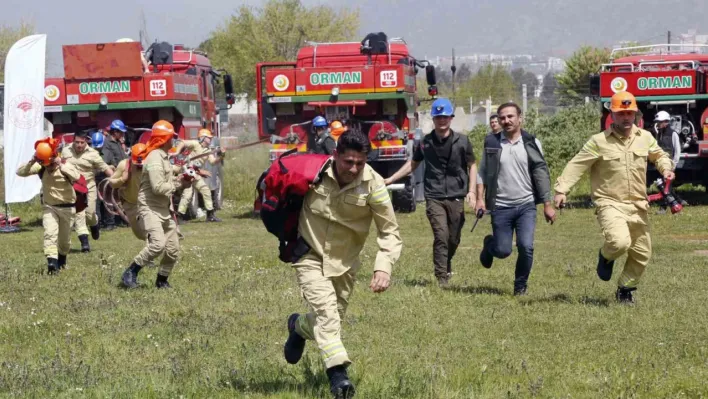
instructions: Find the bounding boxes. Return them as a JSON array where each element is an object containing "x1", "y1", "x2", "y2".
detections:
[{"x1": 475, "y1": 103, "x2": 556, "y2": 295}]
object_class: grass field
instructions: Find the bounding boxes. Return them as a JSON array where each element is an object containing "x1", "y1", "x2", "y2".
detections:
[{"x1": 1, "y1": 146, "x2": 708, "y2": 398}]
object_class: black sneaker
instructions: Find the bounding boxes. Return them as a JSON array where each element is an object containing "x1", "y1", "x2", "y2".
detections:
[
  {"x1": 79, "y1": 235, "x2": 90, "y2": 253},
  {"x1": 514, "y1": 286, "x2": 528, "y2": 296},
  {"x1": 284, "y1": 313, "x2": 306, "y2": 364},
  {"x1": 155, "y1": 274, "x2": 172, "y2": 289},
  {"x1": 327, "y1": 365, "x2": 355, "y2": 399},
  {"x1": 616, "y1": 287, "x2": 636, "y2": 304},
  {"x1": 47, "y1": 258, "x2": 59, "y2": 275},
  {"x1": 57, "y1": 254, "x2": 67, "y2": 270},
  {"x1": 597, "y1": 249, "x2": 615, "y2": 281},
  {"x1": 121, "y1": 262, "x2": 142, "y2": 289},
  {"x1": 437, "y1": 276, "x2": 450, "y2": 288},
  {"x1": 480, "y1": 235, "x2": 494, "y2": 269},
  {"x1": 90, "y1": 224, "x2": 100, "y2": 240},
  {"x1": 206, "y1": 210, "x2": 221, "y2": 222}
]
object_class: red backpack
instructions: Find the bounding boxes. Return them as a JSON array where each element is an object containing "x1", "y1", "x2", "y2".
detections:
[{"x1": 256, "y1": 149, "x2": 332, "y2": 263}]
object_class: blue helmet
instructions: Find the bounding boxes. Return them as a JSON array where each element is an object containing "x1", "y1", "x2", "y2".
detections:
[
  {"x1": 91, "y1": 131, "x2": 105, "y2": 148},
  {"x1": 430, "y1": 98, "x2": 454, "y2": 117},
  {"x1": 312, "y1": 116, "x2": 327, "y2": 128},
  {"x1": 109, "y1": 119, "x2": 127, "y2": 132}
]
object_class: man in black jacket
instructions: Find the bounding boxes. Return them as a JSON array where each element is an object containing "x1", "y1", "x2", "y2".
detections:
[
  {"x1": 101, "y1": 120, "x2": 129, "y2": 229},
  {"x1": 475, "y1": 103, "x2": 556, "y2": 295},
  {"x1": 386, "y1": 98, "x2": 477, "y2": 287}
]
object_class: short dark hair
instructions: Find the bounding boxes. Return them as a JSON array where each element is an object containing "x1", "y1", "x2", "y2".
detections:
[
  {"x1": 497, "y1": 102, "x2": 522, "y2": 116},
  {"x1": 336, "y1": 130, "x2": 370, "y2": 154},
  {"x1": 74, "y1": 130, "x2": 90, "y2": 139},
  {"x1": 489, "y1": 114, "x2": 499, "y2": 122}
]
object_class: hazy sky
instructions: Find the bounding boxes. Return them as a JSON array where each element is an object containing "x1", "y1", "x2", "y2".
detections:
[{"x1": 3, "y1": 0, "x2": 706, "y2": 75}]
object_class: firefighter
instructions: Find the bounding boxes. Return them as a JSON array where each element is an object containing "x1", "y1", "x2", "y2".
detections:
[
  {"x1": 121, "y1": 120, "x2": 190, "y2": 289},
  {"x1": 310, "y1": 116, "x2": 336, "y2": 155},
  {"x1": 108, "y1": 143, "x2": 148, "y2": 240},
  {"x1": 16, "y1": 139, "x2": 82, "y2": 274},
  {"x1": 329, "y1": 120, "x2": 347, "y2": 141},
  {"x1": 282, "y1": 131, "x2": 402, "y2": 398},
  {"x1": 651, "y1": 111, "x2": 687, "y2": 211},
  {"x1": 385, "y1": 98, "x2": 477, "y2": 287},
  {"x1": 62, "y1": 130, "x2": 114, "y2": 252},
  {"x1": 102, "y1": 120, "x2": 130, "y2": 229},
  {"x1": 554, "y1": 91, "x2": 674, "y2": 303},
  {"x1": 90, "y1": 131, "x2": 113, "y2": 230},
  {"x1": 173, "y1": 128, "x2": 224, "y2": 222}
]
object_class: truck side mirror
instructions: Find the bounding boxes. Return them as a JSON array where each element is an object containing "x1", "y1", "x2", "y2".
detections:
[
  {"x1": 589, "y1": 74, "x2": 600, "y2": 97},
  {"x1": 262, "y1": 100, "x2": 277, "y2": 134},
  {"x1": 223, "y1": 74, "x2": 235, "y2": 105},
  {"x1": 425, "y1": 65, "x2": 437, "y2": 86}
]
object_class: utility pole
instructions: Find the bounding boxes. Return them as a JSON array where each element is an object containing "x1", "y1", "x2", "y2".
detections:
[
  {"x1": 668, "y1": 30, "x2": 671, "y2": 54},
  {"x1": 485, "y1": 97, "x2": 492, "y2": 124},
  {"x1": 522, "y1": 84, "x2": 528, "y2": 115},
  {"x1": 450, "y1": 48, "x2": 457, "y2": 106}
]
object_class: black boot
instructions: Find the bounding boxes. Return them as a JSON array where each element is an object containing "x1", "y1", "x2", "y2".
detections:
[
  {"x1": 155, "y1": 274, "x2": 172, "y2": 289},
  {"x1": 597, "y1": 249, "x2": 615, "y2": 281},
  {"x1": 616, "y1": 287, "x2": 636, "y2": 304},
  {"x1": 326, "y1": 365, "x2": 355, "y2": 399},
  {"x1": 79, "y1": 235, "x2": 90, "y2": 253},
  {"x1": 47, "y1": 258, "x2": 59, "y2": 275},
  {"x1": 121, "y1": 262, "x2": 142, "y2": 288},
  {"x1": 90, "y1": 224, "x2": 100, "y2": 240},
  {"x1": 57, "y1": 254, "x2": 67, "y2": 270},
  {"x1": 206, "y1": 210, "x2": 221, "y2": 222},
  {"x1": 284, "y1": 313, "x2": 306, "y2": 364},
  {"x1": 480, "y1": 235, "x2": 494, "y2": 269}
]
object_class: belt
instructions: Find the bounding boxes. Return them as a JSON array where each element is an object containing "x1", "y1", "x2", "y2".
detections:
[{"x1": 51, "y1": 203, "x2": 75, "y2": 208}]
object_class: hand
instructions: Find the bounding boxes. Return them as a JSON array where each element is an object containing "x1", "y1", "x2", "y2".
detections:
[
  {"x1": 179, "y1": 175, "x2": 192, "y2": 188},
  {"x1": 544, "y1": 203, "x2": 556, "y2": 225},
  {"x1": 553, "y1": 193, "x2": 567, "y2": 209},
  {"x1": 383, "y1": 177, "x2": 393, "y2": 186},
  {"x1": 465, "y1": 192, "x2": 476, "y2": 208},
  {"x1": 52, "y1": 156, "x2": 61, "y2": 167},
  {"x1": 474, "y1": 199, "x2": 486, "y2": 214},
  {"x1": 663, "y1": 170, "x2": 676, "y2": 181},
  {"x1": 369, "y1": 271, "x2": 391, "y2": 293}
]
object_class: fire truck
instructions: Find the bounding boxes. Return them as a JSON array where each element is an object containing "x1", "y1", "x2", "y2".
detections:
[
  {"x1": 255, "y1": 32, "x2": 437, "y2": 212},
  {"x1": 42, "y1": 40, "x2": 235, "y2": 212},
  {"x1": 592, "y1": 44, "x2": 708, "y2": 188}
]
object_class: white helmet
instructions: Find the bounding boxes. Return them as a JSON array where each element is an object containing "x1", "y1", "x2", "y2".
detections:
[{"x1": 654, "y1": 111, "x2": 671, "y2": 122}]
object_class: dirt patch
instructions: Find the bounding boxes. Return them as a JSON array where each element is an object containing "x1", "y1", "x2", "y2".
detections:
[{"x1": 694, "y1": 250, "x2": 708, "y2": 256}]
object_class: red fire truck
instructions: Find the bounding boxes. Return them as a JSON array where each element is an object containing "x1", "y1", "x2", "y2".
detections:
[
  {"x1": 255, "y1": 32, "x2": 437, "y2": 212},
  {"x1": 592, "y1": 44, "x2": 708, "y2": 188},
  {"x1": 42, "y1": 40, "x2": 235, "y2": 212}
]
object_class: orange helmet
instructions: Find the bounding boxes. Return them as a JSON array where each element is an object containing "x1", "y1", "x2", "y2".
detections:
[
  {"x1": 198, "y1": 128, "x2": 213, "y2": 139},
  {"x1": 131, "y1": 143, "x2": 147, "y2": 165},
  {"x1": 35, "y1": 143, "x2": 54, "y2": 166},
  {"x1": 151, "y1": 120, "x2": 176, "y2": 138},
  {"x1": 610, "y1": 91, "x2": 638, "y2": 112},
  {"x1": 330, "y1": 120, "x2": 347, "y2": 139}
]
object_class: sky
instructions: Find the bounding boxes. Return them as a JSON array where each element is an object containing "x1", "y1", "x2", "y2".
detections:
[{"x1": 3, "y1": 0, "x2": 707, "y2": 76}]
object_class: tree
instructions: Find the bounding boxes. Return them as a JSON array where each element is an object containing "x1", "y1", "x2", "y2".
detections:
[
  {"x1": 511, "y1": 68, "x2": 538, "y2": 99},
  {"x1": 203, "y1": 0, "x2": 359, "y2": 99},
  {"x1": 556, "y1": 46, "x2": 611, "y2": 105},
  {"x1": 0, "y1": 22, "x2": 35, "y2": 82},
  {"x1": 458, "y1": 64, "x2": 517, "y2": 107}
]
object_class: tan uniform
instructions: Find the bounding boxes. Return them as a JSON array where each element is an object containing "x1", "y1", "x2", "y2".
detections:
[
  {"x1": 61, "y1": 146, "x2": 111, "y2": 235},
  {"x1": 108, "y1": 159, "x2": 146, "y2": 240},
  {"x1": 554, "y1": 125, "x2": 673, "y2": 288},
  {"x1": 134, "y1": 149, "x2": 180, "y2": 277},
  {"x1": 177, "y1": 140, "x2": 218, "y2": 214},
  {"x1": 16, "y1": 161, "x2": 80, "y2": 259},
  {"x1": 293, "y1": 164, "x2": 402, "y2": 369}
]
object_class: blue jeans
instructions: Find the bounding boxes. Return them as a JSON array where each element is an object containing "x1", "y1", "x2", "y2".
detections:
[{"x1": 488, "y1": 201, "x2": 537, "y2": 290}]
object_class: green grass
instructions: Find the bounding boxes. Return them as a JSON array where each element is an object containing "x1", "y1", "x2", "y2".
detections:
[{"x1": 1, "y1": 146, "x2": 708, "y2": 398}]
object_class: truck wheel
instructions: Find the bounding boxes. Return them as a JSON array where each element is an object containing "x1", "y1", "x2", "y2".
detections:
[{"x1": 391, "y1": 178, "x2": 416, "y2": 213}]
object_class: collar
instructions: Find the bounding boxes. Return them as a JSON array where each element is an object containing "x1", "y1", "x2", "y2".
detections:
[{"x1": 427, "y1": 129, "x2": 457, "y2": 142}]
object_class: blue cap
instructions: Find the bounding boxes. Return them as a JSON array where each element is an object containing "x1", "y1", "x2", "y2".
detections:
[
  {"x1": 430, "y1": 98, "x2": 454, "y2": 117},
  {"x1": 109, "y1": 119, "x2": 127, "y2": 132},
  {"x1": 91, "y1": 131, "x2": 105, "y2": 148},
  {"x1": 313, "y1": 116, "x2": 327, "y2": 128}
]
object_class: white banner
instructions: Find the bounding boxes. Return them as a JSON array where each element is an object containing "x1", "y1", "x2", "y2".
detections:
[{"x1": 3, "y1": 34, "x2": 47, "y2": 203}]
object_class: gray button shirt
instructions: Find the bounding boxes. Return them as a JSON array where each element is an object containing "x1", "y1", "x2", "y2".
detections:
[{"x1": 478, "y1": 136, "x2": 544, "y2": 208}]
